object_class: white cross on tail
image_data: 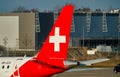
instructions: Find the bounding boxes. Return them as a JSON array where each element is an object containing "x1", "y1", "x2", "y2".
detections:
[{"x1": 49, "y1": 27, "x2": 66, "y2": 52}]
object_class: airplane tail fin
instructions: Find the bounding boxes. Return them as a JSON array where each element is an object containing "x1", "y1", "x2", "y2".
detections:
[
  {"x1": 10, "y1": 5, "x2": 74, "y2": 77},
  {"x1": 35, "y1": 5, "x2": 74, "y2": 66}
]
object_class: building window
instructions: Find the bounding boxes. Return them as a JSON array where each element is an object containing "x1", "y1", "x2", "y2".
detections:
[
  {"x1": 102, "y1": 12, "x2": 108, "y2": 32},
  {"x1": 71, "y1": 16, "x2": 75, "y2": 32},
  {"x1": 36, "y1": 25, "x2": 40, "y2": 32},
  {"x1": 35, "y1": 12, "x2": 40, "y2": 32},
  {"x1": 86, "y1": 12, "x2": 91, "y2": 32}
]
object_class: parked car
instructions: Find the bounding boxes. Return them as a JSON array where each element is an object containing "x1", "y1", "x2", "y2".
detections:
[{"x1": 113, "y1": 64, "x2": 120, "y2": 73}]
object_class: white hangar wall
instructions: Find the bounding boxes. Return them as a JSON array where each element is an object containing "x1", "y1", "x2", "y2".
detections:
[{"x1": 0, "y1": 16, "x2": 19, "y2": 49}]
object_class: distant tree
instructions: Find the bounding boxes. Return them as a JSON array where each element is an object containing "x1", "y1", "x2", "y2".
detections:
[
  {"x1": 12, "y1": 6, "x2": 30, "y2": 13},
  {"x1": 3, "y1": 36, "x2": 8, "y2": 47},
  {"x1": 95, "y1": 9, "x2": 102, "y2": 13},
  {"x1": 12, "y1": 6, "x2": 41, "y2": 13},
  {"x1": 81, "y1": 7, "x2": 91, "y2": 12},
  {"x1": 0, "y1": 45, "x2": 7, "y2": 56},
  {"x1": 75, "y1": 8, "x2": 82, "y2": 12},
  {"x1": 75, "y1": 7, "x2": 91, "y2": 12},
  {"x1": 31, "y1": 8, "x2": 39, "y2": 13},
  {"x1": 20, "y1": 34, "x2": 33, "y2": 50}
]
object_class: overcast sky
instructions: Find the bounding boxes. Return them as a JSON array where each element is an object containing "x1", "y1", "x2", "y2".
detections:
[{"x1": 0, "y1": 0, "x2": 120, "y2": 12}]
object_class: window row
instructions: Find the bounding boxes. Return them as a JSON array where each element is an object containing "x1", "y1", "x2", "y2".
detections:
[{"x1": 2, "y1": 65, "x2": 10, "y2": 69}]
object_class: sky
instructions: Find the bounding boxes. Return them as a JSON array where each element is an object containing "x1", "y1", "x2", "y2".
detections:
[{"x1": 0, "y1": 0, "x2": 120, "y2": 13}]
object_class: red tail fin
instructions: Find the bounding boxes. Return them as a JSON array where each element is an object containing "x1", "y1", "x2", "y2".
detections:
[
  {"x1": 36, "y1": 5, "x2": 74, "y2": 61},
  {"x1": 10, "y1": 5, "x2": 74, "y2": 77}
]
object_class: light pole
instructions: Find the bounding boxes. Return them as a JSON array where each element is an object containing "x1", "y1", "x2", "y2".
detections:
[{"x1": 83, "y1": 26, "x2": 85, "y2": 48}]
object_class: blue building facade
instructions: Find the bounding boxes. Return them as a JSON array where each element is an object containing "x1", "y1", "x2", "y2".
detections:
[
  {"x1": 71, "y1": 13, "x2": 120, "y2": 48},
  {"x1": 36, "y1": 12, "x2": 120, "y2": 49},
  {"x1": 35, "y1": 13, "x2": 54, "y2": 49}
]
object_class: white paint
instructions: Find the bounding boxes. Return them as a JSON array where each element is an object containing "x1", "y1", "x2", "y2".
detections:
[
  {"x1": 87, "y1": 50, "x2": 95, "y2": 55},
  {"x1": 49, "y1": 27, "x2": 66, "y2": 52}
]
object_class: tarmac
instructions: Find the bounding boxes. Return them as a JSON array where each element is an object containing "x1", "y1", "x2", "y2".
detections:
[{"x1": 54, "y1": 68, "x2": 120, "y2": 77}]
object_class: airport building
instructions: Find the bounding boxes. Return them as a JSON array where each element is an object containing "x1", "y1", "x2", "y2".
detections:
[
  {"x1": 37, "y1": 12, "x2": 120, "y2": 51},
  {"x1": 71, "y1": 13, "x2": 120, "y2": 47},
  {"x1": 0, "y1": 11, "x2": 120, "y2": 52},
  {"x1": 35, "y1": 12, "x2": 54, "y2": 49},
  {"x1": 0, "y1": 13, "x2": 35, "y2": 50}
]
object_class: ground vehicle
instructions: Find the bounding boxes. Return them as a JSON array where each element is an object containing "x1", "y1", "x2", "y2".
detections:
[{"x1": 114, "y1": 64, "x2": 120, "y2": 73}]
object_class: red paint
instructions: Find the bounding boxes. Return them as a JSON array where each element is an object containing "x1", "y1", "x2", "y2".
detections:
[{"x1": 11, "y1": 5, "x2": 74, "y2": 77}]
